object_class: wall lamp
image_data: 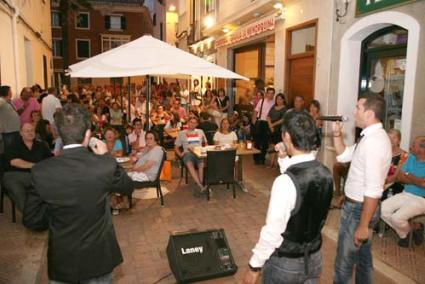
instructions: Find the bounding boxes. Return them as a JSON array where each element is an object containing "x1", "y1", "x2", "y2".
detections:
[{"x1": 336, "y1": 0, "x2": 351, "y2": 22}]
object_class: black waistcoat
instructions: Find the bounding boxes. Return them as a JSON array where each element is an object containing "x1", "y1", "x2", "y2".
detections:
[{"x1": 276, "y1": 160, "x2": 333, "y2": 258}]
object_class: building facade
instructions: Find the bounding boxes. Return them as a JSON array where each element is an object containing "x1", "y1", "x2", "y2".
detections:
[
  {"x1": 0, "y1": 0, "x2": 53, "y2": 97},
  {"x1": 177, "y1": 0, "x2": 424, "y2": 166},
  {"x1": 176, "y1": 0, "x2": 333, "y2": 117},
  {"x1": 51, "y1": 0, "x2": 166, "y2": 89}
]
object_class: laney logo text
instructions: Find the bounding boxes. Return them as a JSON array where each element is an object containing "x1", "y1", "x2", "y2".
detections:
[{"x1": 181, "y1": 246, "x2": 203, "y2": 255}]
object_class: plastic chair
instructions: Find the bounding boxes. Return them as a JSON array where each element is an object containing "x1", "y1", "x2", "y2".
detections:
[
  {"x1": 204, "y1": 149, "x2": 237, "y2": 201},
  {"x1": 129, "y1": 148, "x2": 167, "y2": 207}
]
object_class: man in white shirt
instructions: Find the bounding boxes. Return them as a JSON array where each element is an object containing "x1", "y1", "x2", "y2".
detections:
[
  {"x1": 41, "y1": 87, "x2": 62, "y2": 124},
  {"x1": 243, "y1": 111, "x2": 333, "y2": 284},
  {"x1": 332, "y1": 92, "x2": 392, "y2": 284},
  {"x1": 251, "y1": 87, "x2": 275, "y2": 165}
]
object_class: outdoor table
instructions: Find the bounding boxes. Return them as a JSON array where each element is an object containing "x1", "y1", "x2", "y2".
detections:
[
  {"x1": 116, "y1": 157, "x2": 133, "y2": 171},
  {"x1": 189, "y1": 144, "x2": 260, "y2": 192}
]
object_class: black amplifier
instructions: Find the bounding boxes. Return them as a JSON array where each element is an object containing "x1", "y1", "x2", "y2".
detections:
[{"x1": 166, "y1": 228, "x2": 238, "y2": 283}]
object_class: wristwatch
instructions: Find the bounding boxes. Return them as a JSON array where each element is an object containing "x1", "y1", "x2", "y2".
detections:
[{"x1": 248, "y1": 264, "x2": 262, "y2": 272}]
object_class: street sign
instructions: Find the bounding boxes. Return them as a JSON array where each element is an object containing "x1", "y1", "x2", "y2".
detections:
[{"x1": 356, "y1": 0, "x2": 420, "y2": 16}]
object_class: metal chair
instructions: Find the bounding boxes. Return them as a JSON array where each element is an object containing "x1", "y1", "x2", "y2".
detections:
[
  {"x1": 409, "y1": 214, "x2": 425, "y2": 247},
  {"x1": 204, "y1": 130, "x2": 216, "y2": 146},
  {"x1": 129, "y1": 148, "x2": 167, "y2": 207},
  {"x1": 0, "y1": 174, "x2": 17, "y2": 223},
  {"x1": 204, "y1": 149, "x2": 237, "y2": 201},
  {"x1": 176, "y1": 147, "x2": 188, "y2": 184}
]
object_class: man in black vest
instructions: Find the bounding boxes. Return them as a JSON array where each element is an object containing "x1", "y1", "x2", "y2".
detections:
[{"x1": 242, "y1": 111, "x2": 333, "y2": 284}]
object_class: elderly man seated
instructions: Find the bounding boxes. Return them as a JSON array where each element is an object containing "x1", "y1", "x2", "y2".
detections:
[
  {"x1": 3, "y1": 122, "x2": 52, "y2": 212},
  {"x1": 381, "y1": 136, "x2": 425, "y2": 247}
]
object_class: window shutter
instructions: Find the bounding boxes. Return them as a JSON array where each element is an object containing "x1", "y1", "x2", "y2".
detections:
[
  {"x1": 59, "y1": 40, "x2": 63, "y2": 57},
  {"x1": 121, "y1": 16, "x2": 126, "y2": 30},
  {"x1": 105, "y1": 15, "x2": 110, "y2": 29}
]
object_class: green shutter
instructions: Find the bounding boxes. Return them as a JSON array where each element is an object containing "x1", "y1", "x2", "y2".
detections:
[
  {"x1": 121, "y1": 16, "x2": 126, "y2": 30},
  {"x1": 105, "y1": 15, "x2": 110, "y2": 29}
]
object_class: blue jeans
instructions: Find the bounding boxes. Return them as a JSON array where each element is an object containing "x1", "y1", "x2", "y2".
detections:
[
  {"x1": 333, "y1": 201, "x2": 380, "y2": 284},
  {"x1": 262, "y1": 250, "x2": 322, "y2": 284},
  {"x1": 49, "y1": 272, "x2": 112, "y2": 284}
]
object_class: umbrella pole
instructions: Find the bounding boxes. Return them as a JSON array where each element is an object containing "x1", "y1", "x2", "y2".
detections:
[
  {"x1": 113, "y1": 78, "x2": 116, "y2": 99},
  {"x1": 146, "y1": 75, "x2": 151, "y2": 131},
  {"x1": 200, "y1": 76, "x2": 203, "y2": 105},
  {"x1": 127, "y1": 77, "x2": 131, "y2": 123},
  {"x1": 120, "y1": 79, "x2": 124, "y2": 119}
]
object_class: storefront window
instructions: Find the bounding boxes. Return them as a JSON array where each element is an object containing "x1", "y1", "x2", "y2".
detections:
[
  {"x1": 233, "y1": 35, "x2": 275, "y2": 107},
  {"x1": 359, "y1": 26, "x2": 407, "y2": 131}
]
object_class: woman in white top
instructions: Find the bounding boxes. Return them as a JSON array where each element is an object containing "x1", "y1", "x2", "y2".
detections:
[{"x1": 213, "y1": 118, "x2": 238, "y2": 145}]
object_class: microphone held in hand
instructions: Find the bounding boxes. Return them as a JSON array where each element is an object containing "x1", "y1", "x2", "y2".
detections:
[{"x1": 316, "y1": 115, "x2": 348, "y2": 122}]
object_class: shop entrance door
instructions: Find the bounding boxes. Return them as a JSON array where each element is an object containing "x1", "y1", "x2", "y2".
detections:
[
  {"x1": 359, "y1": 26, "x2": 407, "y2": 131},
  {"x1": 233, "y1": 43, "x2": 264, "y2": 107},
  {"x1": 285, "y1": 19, "x2": 317, "y2": 107}
]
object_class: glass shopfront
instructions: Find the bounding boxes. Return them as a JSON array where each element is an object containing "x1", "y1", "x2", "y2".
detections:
[{"x1": 359, "y1": 25, "x2": 407, "y2": 131}]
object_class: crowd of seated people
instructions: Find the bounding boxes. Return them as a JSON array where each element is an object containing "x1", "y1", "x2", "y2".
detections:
[{"x1": 1, "y1": 81, "x2": 336, "y2": 215}]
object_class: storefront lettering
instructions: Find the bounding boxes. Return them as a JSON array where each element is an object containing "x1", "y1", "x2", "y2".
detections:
[{"x1": 215, "y1": 16, "x2": 275, "y2": 48}]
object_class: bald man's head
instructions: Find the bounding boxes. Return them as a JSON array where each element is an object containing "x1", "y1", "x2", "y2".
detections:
[{"x1": 20, "y1": 123, "x2": 35, "y2": 142}]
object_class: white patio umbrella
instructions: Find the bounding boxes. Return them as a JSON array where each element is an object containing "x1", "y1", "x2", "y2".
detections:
[
  {"x1": 68, "y1": 35, "x2": 247, "y2": 123},
  {"x1": 68, "y1": 35, "x2": 248, "y2": 80}
]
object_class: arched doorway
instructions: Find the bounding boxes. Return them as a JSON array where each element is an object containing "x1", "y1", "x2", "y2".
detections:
[
  {"x1": 359, "y1": 25, "x2": 407, "y2": 132},
  {"x1": 336, "y1": 11, "x2": 420, "y2": 150}
]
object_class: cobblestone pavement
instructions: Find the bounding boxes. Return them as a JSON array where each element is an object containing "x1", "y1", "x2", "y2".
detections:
[{"x1": 1, "y1": 155, "x2": 423, "y2": 283}]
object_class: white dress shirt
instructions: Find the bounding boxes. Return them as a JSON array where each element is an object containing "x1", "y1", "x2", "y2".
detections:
[
  {"x1": 42, "y1": 94, "x2": 62, "y2": 124},
  {"x1": 249, "y1": 152, "x2": 316, "y2": 268},
  {"x1": 337, "y1": 123, "x2": 392, "y2": 202}
]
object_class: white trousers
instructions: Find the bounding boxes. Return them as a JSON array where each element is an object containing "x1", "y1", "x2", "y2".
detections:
[{"x1": 381, "y1": 192, "x2": 425, "y2": 238}]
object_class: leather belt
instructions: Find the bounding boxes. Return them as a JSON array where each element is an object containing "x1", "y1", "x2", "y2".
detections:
[{"x1": 345, "y1": 196, "x2": 363, "y2": 204}]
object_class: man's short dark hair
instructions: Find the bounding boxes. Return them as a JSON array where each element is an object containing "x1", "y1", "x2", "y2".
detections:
[
  {"x1": 54, "y1": 104, "x2": 91, "y2": 145},
  {"x1": 361, "y1": 91, "x2": 386, "y2": 122},
  {"x1": 199, "y1": 111, "x2": 210, "y2": 121},
  {"x1": 266, "y1": 87, "x2": 275, "y2": 93},
  {"x1": 132, "y1": 118, "x2": 142, "y2": 126},
  {"x1": 0, "y1": 86, "x2": 11, "y2": 97},
  {"x1": 281, "y1": 111, "x2": 318, "y2": 152}
]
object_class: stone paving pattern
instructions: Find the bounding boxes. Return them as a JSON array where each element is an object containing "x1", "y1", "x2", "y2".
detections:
[{"x1": 1, "y1": 155, "x2": 423, "y2": 283}]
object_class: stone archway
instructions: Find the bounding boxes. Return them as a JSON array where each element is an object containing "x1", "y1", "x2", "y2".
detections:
[{"x1": 337, "y1": 11, "x2": 420, "y2": 150}]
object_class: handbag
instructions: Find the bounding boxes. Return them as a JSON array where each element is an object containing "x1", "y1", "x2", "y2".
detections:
[{"x1": 160, "y1": 160, "x2": 172, "y2": 181}]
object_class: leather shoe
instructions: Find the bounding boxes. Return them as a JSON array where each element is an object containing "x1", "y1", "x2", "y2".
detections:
[
  {"x1": 397, "y1": 236, "x2": 410, "y2": 248},
  {"x1": 413, "y1": 223, "x2": 424, "y2": 246}
]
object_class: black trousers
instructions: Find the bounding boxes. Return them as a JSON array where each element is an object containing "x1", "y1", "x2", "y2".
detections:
[{"x1": 253, "y1": 120, "x2": 270, "y2": 164}]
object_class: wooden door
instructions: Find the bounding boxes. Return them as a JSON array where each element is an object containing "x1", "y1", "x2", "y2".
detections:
[
  {"x1": 287, "y1": 55, "x2": 314, "y2": 106},
  {"x1": 285, "y1": 19, "x2": 317, "y2": 107}
]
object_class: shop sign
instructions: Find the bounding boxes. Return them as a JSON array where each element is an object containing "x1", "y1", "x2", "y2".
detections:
[
  {"x1": 215, "y1": 15, "x2": 275, "y2": 48},
  {"x1": 356, "y1": 0, "x2": 419, "y2": 16}
]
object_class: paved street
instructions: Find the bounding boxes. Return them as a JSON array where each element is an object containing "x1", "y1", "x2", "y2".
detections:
[{"x1": 1, "y1": 155, "x2": 424, "y2": 283}]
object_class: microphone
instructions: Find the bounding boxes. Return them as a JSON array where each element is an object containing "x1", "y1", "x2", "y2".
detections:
[{"x1": 317, "y1": 115, "x2": 348, "y2": 122}]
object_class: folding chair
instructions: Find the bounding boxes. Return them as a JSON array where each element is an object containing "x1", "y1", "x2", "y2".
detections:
[{"x1": 204, "y1": 149, "x2": 237, "y2": 201}]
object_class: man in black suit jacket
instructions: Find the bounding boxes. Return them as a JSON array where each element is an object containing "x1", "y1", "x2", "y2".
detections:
[{"x1": 23, "y1": 104, "x2": 133, "y2": 284}]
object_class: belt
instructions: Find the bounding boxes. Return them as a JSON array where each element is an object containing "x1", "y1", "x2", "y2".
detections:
[{"x1": 345, "y1": 196, "x2": 363, "y2": 204}]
